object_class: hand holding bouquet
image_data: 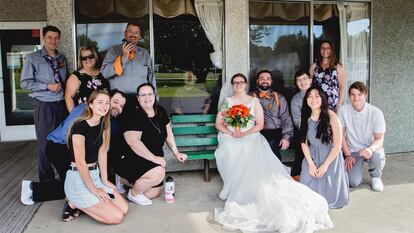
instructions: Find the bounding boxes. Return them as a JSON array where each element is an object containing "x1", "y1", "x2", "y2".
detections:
[{"x1": 224, "y1": 104, "x2": 254, "y2": 132}]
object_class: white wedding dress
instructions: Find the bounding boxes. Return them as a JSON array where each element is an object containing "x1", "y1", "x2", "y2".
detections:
[{"x1": 214, "y1": 98, "x2": 333, "y2": 233}]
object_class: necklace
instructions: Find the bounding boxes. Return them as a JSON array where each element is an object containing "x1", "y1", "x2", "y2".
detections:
[{"x1": 148, "y1": 117, "x2": 161, "y2": 134}]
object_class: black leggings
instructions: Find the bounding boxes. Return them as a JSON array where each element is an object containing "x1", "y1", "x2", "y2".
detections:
[{"x1": 32, "y1": 141, "x2": 70, "y2": 202}]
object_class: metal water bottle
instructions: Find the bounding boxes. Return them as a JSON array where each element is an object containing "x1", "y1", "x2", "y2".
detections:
[{"x1": 164, "y1": 176, "x2": 175, "y2": 203}]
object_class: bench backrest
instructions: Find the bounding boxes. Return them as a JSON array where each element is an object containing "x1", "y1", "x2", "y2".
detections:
[{"x1": 171, "y1": 114, "x2": 218, "y2": 148}]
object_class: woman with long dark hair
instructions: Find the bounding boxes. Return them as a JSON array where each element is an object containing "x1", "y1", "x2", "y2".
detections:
[
  {"x1": 310, "y1": 39, "x2": 346, "y2": 112},
  {"x1": 65, "y1": 90, "x2": 128, "y2": 224},
  {"x1": 299, "y1": 86, "x2": 349, "y2": 208}
]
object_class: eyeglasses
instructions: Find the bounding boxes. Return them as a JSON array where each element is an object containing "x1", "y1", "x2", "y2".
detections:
[
  {"x1": 232, "y1": 81, "x2": 246, "y2": 85},
  {"x1": 80, "y1": 54, "x2": 95, "y2": 61},
  {"x1": 126, "y1": 30, "x2": 140, "y2": 35},
  {"x1": 137, "y1": 93, "x2": 155, "y2": 97}
]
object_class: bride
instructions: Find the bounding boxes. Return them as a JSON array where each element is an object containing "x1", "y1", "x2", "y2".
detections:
[{"x1": 214, "y1": 73, "x2": 333, "y2": 233}]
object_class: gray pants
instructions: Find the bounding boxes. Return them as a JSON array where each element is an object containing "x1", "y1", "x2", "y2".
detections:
[
  {"x1": 33, "y1": 99, "x2": 66, "y2": 181},
  {"x1": 348, "y1": 148, "x2": 386, "y2": 187}
]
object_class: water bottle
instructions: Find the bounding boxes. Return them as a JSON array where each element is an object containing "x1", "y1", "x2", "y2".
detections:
[{"x1": 164, "y1": 176, "x2": 175, "y2": 203}]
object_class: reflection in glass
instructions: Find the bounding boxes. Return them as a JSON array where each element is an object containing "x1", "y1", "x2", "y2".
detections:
[
  {"x1": 249, "y1": 1, "x2": 310, "y2": 99},
  {"x1": 153, "y1": 14, "x2": 221, "y2": 115}
]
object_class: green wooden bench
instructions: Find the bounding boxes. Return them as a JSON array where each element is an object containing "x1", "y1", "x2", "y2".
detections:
[{"x1": 171, "y1": 114, "x2": 217, "y2": 182}]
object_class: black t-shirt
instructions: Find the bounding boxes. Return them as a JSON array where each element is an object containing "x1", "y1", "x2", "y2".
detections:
[
  {"x1": 119, "y1": 101, "x2": 170, "y2": 157},
  {"x1": 69, "y1": 119, "x2": 103, "y2": 163}
]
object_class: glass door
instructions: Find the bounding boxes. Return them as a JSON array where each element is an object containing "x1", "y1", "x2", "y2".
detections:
[{"x1": 0, "y1": 22, "x2": 45, "y2": 141}]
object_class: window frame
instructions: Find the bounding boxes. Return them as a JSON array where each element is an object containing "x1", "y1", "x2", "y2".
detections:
[{"x1": 247, "y1": 0, "x2": 372, "y2": 100}]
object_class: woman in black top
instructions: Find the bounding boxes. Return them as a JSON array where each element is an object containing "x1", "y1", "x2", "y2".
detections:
[
  {"x1": 64, "y1": 90, "x2": 128, "y2": 224},
  {"x1": 112, "y1": 83, "x2": 187, "y2": 206},
  {"x1": 65, "y1": 46, "x2": 110, "y2": 112}
]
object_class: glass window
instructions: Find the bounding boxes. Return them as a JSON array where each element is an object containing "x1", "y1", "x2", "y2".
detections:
[
  {"x1": 249, "y1": 1, "x2": 371, "y2": 102},
  {"x1": 313, "y1": 3, "x2": 370, "y2": 102},
  {"x1": 75, "y1": 0, "x2": 223, "y2": 114},
  {"x1": 74, "y1": 0, "x2": 150, "y2": 62},
  {"x1": 249, "y1": 1, "x2": 310, "y2": 100},
  {"x1": 154, "y1": 14, "x2": 222, "y2": 115}
]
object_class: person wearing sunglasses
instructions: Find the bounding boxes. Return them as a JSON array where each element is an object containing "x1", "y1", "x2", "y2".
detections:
[{"x1": 65, "y1": 46, "x2": 110, "y2": 112}]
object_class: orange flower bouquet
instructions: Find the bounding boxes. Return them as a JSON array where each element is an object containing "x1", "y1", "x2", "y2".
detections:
[{"x1": 224, "y1": 104, "x2": 254, "y2": 132}]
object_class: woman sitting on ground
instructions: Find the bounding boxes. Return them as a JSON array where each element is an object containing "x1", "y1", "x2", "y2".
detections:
[
  {"x1": 111, "y1": 83, "x2": 187, "y2": 205},
  {"x1": 64, "y1": 90, "x2": 128, "y2": 224}
]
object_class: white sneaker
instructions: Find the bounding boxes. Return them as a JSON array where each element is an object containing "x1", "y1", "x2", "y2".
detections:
[
  {"x1": 127, "y1": 190, "x2": 152, "y2": 205},
  {"x1": 115, "y1": 175, "x2": 126, "y2": 194},
  {"x1": 21, "y1": 180, "x2": 34, "y2": 205},
  {"x1": 371, "y1": 177, "x2": 384, "y2": 192}
]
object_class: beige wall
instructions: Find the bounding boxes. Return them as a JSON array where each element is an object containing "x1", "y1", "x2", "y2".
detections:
[
  {"x1": 371, "y1": 0, "x2": 414, "y2": 153},
  {"x1": 46, "y1": 0, "x2": 75, "y2": 71},
  {"x1": 0, "y1": 0, "x2": 46, "y2": 21},
  {"x1": 224, "y1": 0, "x2": 249, "y2": 80}
]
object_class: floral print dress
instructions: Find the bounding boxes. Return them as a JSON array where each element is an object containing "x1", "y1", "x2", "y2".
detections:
[
  {"x1": 72, "y1": 70, "x2": 110, "y2": 104},
  {"x1": 313, "y1": 65, "x2": 339, "y2": 110}
]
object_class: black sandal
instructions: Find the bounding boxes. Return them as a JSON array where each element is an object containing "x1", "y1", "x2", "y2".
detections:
[{"x1": 62, "y1": 201, "x2": 80, "y2": 222}]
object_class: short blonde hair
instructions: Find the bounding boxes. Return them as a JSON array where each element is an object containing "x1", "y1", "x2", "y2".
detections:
[{"x1": 77, "y1": 46, "x2": 99, "y2": 70}]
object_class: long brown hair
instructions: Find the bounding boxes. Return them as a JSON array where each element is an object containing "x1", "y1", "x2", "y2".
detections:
[
  {"x1": 67, "y1": 90, "x2": 111, "y2": 151},
  {"x1": 318, "y1": 39, "x2": 339, "y2": 69}
]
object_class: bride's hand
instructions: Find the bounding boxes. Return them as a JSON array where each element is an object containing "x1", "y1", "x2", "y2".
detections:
[
  {"x1": 231, "y1": 131, "x2": 245, "y2": 138},
  {"x1": 308, "y1": 162, "x2": 318, "y2": 178}
]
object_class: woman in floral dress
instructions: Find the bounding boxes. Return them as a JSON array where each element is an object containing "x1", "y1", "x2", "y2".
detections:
[
  {"x1": 309, "y1": 40, "x2": 346, "y2": 112},
  {"x1": 65, "y1": 46, "x2": 109, "y2": 112}
]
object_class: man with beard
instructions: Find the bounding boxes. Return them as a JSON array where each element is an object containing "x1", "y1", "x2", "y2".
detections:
[
  {"x1": 251, "y1": 70, "x2": 293, "y2": 161},
  {"x1": 21, "y1": 89, "x2": 126, "y2": 221},
  {"x1": 101, "y1": 22, "x2": 156, "y2": 95}
]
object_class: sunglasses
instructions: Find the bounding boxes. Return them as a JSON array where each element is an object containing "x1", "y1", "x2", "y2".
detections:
[{"x1": 80, "y1": 54, "x2": 95, "y2": 61}]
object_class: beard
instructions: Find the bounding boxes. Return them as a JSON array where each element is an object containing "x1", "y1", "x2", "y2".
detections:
[{"x1": 259, "y1": 84, "x2": 271, "y2": 91}]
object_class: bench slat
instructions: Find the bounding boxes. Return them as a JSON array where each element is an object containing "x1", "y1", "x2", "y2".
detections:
[
  {"x1": 173, "y1": 126, "x2": 217, "y2": 135},
  {"x1": 279, "y1": 148, "x2": 295, "y2": 157},
  {"x1": 172, "y1": 114, "x2": 216, "y2": 123},
  {"x1": 175, "y1": 137, "x2": 218, "y2": 147},
  {"x1": 186, "y1": 150, "x2": 215, "y2": 160}
]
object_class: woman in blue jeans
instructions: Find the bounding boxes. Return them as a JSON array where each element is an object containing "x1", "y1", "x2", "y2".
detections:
[{"x1": 65, "y1": 90, "x2": 128, "y2": 224}]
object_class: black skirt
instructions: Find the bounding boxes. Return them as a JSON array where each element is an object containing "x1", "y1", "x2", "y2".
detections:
[{"x1": 109, "y1": 151, "x2": 163, "y2": 187}]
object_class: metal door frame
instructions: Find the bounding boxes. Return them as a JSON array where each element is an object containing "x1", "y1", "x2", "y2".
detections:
[{"x1": 0, "y1": 22, "x2": 45, "y2": 141}]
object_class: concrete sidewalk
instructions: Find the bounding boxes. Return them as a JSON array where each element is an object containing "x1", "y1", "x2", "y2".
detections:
[{"x1": 24, "y1": 153, "x2": 414, "y2": 233}]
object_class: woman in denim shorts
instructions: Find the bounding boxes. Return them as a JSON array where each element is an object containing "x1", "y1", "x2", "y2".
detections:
[{"x1": 64, "y1": 90, "x2": 128, "y2": 224}]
